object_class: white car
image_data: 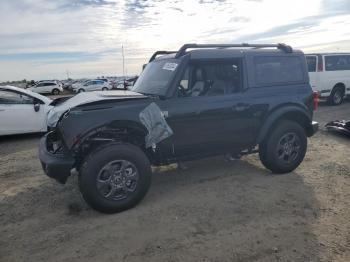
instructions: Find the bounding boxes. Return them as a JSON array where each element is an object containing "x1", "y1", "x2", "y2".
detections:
[
  {"x1": 0, "y1": 85, "x2": 53, "y2": 135},
  {"x1": 29, "y1": 81, "x2": 63, "y2": 95},
  {"x1": 72, "y1": 80, "x2": 112, "y2": 93},
  {"x1": 306, "y1": 53, "x2": 350, "y2": 105}
]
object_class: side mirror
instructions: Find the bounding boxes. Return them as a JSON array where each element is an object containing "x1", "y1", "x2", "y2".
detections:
[{"x1": 34, "y1": 103, "x2": 40, "y2": 112}]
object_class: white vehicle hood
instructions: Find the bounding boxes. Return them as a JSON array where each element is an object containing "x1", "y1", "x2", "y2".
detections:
[
  {"x1": 1, "y1": 85, "x2": 52, "y2": 104},
  {"x1": 47, "y1": 90, "x2": 146, "y2": 127}
]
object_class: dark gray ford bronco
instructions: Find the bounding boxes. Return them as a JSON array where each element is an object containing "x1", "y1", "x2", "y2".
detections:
[{"x1": 39, "y1": 43, "x2": 319, "y2": 213}]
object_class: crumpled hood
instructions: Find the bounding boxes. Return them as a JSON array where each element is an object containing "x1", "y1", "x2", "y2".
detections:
[{"x1": 47, "y1": 90, "x2": 146, "y2": 127}]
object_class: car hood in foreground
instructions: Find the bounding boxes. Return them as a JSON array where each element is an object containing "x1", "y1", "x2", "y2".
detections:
[{"x1": 47, "y1": 90, "x2": 147, "y2": 127}]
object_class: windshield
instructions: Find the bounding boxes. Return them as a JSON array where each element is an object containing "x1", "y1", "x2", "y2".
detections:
[{"x1": 132, "y1": 58, "x2": 180, "y2": 96}]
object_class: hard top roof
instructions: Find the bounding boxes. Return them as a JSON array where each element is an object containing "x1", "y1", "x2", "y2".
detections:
[{"x1": 306, "y1": 53, "x2": 350, "y2": 56}]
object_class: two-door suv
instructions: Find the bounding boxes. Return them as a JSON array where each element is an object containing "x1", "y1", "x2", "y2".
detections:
[{"x1": 39, "y1": 43, "x2": 319, "y2": 213}]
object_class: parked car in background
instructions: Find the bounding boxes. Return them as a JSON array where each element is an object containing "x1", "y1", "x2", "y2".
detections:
[
  {"x1": 62, "y1": 80, "x2": 74, "y2": 90},
  {"x1": 28, "y1": 81, "x2": 63, "y2": 95},
  {"x1": 0, "y1": 85, "x2": 52, "y2": 135},
  {"x1": 72, "y1": 79, "x2": 112, "y2": 93},
  {"x1": 306, "y1": 53, "x2": 350, "y2": 105},
  {"x1": 115, "y1": 77, "x2": 138, "y2": 90},
  {"x1": 37, "y1": 80, "x2": 63, "y2": 88}
]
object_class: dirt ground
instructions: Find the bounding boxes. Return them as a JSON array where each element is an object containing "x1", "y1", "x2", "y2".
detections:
[{"x1": 0, "y1": 101, "x2": 349, "y2": 262}]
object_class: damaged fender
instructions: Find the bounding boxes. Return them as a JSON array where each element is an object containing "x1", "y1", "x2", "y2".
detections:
[{"x1": 139, "y1": 102, "x2": 174, "y2": 148}]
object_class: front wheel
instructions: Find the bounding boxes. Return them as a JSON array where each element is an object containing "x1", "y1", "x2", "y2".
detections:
[
  {"x1": 102, "y1": 87, "x2": 108, "y2": 91},
  {"x1": 79, "y1": 143, "x2": 152, "y2": 213},
  {"x1": 78, "y1": 88, "x2": 85, "y2": 93},
  {"x1": 259, "y1": 120, "x2": 307, "y2": 174}
]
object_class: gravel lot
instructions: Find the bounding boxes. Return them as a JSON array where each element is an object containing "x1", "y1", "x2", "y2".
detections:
[{"x1": 0, "y1": 101, "x2": 349, "y2": 262}]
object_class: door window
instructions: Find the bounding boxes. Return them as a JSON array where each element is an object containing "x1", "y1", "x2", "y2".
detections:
[
  {"x1": 178, "y1": 59, "x2": 243, "y2": 97},
  {"x1": 0, "y1": 90, "x2": 34, "y2": 104},
  {"x1": 306, "y1": 56, "x2": 317, "y2": 72},
  {"x1": 94, "y1": 80, "x2": 103, "y2": 85},
  {"x1": 325, "y1": 55, "x2": 350, "y2": 71},
  {"x1": 254, "y1": 56, "x2": 304, "y2": 85}
]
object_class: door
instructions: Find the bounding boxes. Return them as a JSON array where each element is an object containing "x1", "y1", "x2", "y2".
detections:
[
  {"x1": 94, "y1": 80, "x2": 104, "y2": 90},
  {"x1": 33, "y1": 83, "x2": 45, "y2": 93},
  {"x1": 85, "y1": 81, "x2": 95, "y2": 91},
  {"x1": 306, "y1": 55, "x2": 318, "y2": 91},
  {"x1": 158, "y1": 59, "x2": 255, "y2": 158},
  {"x1": 0, "y1": 89, "x2": 46, "y2": 135},
  {"x1": 324, "y1": 54, "x2": 350, "y2": 94}
]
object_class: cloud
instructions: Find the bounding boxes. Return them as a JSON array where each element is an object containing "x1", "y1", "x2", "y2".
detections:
[{"x1": 0, "y1": 0, "x2": 349, "y2": 81}]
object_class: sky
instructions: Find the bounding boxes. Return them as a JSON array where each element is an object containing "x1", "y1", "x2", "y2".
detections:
[{"x1": 0, "y1": 0, "x2": 349, "y2": 81}]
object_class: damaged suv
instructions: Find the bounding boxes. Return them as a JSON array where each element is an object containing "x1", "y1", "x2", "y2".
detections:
[{"x1": 39, "y1": 43, "x2": 319, "y2": 213}]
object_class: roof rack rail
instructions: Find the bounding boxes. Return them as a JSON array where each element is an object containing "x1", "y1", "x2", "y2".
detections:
[
  {"x1": 149, "y1": 51, "x2": 177, "y2": 62},
  {"x1": 175, "y1": 43, "x2": 293, "y2": 58}
]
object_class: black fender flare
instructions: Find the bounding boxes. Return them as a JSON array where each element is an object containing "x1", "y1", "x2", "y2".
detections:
[
  {"x1": 256, "y1": 105, "x2": 312, "y2": 144},
  {"x1": 72, "y1": 120, "x2": 148, "y2": 150}
]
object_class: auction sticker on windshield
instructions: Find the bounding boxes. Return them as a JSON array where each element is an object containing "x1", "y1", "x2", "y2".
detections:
[{"x1": 163, "y1": 63, "x2": 178, "y2": 71}]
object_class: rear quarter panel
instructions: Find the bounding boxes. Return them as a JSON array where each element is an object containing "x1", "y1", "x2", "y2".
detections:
[{"x1": 244, "y1": 51, "x2": 314, "y2": 139}]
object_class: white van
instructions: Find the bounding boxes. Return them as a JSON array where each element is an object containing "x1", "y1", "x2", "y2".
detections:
[{"x1": 306, "y1": 53, "x2": 350, "y2": 105}]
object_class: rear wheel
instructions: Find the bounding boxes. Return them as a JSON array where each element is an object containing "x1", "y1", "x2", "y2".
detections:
[
  {"x1": 78, "y1": 88, "x2": 85, "y2": 93},
  {"x1": 328, "y1": 86, "x2": 344, "y2": 106},
  {"x1": 259, "y1": 120, "x2": 307, "y2": 174},
  {"x1": 102, "y1": 87, "x2": 108, "y2": 91},
  {"x1": 52, "y1": 88, "x2": 60, "y2": 95},
  {"x1": 79, "y1": 143, "x2": 151, "y2": 213}
]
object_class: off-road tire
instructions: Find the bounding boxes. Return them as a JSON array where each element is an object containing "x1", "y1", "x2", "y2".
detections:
[
  {"x1": 327, "y1": 86, "x2": 344, "y2": 106},
  {"x1": 259, "y1": 120, "x2": 307, "y2": 174},
  {"x1": 79, "y1": 143, "x2": 151, "y2": 213}
]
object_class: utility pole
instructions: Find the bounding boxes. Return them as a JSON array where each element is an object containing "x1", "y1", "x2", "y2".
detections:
[
  {"x1": 66, "y1": 70, "x2": 70, "y2": 80},
  {"x1": 122, "y1": 45, "x2": 125, "y2": 80}
]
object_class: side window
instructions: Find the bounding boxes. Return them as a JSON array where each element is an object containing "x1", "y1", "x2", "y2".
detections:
[
  {"x1": 306, "y1": 56, "x2": 317, "y2": 72},
  {"x1": 0, "y1": 90, "x2": 34, "y2": 104},
  {"x1": 254, "y1": 56, "x2": 304, "y2": 85},
  {"x1": 36, "y1": 83, "x2": 44, "y2": 87},
  {"x1": 44, "y1": 83, "x2": 54, "y2": 86},
  {"x1": 178, "y1": 60, "x2": 242, "y2": 97},
  {"x1": 325, "y1": 55, "x2": 350, "y2": 71}
]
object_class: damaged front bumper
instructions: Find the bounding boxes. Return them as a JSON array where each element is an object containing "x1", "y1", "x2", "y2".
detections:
[{"x1": 39, "y1": 134, "x2": 75, "y2": 184}]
